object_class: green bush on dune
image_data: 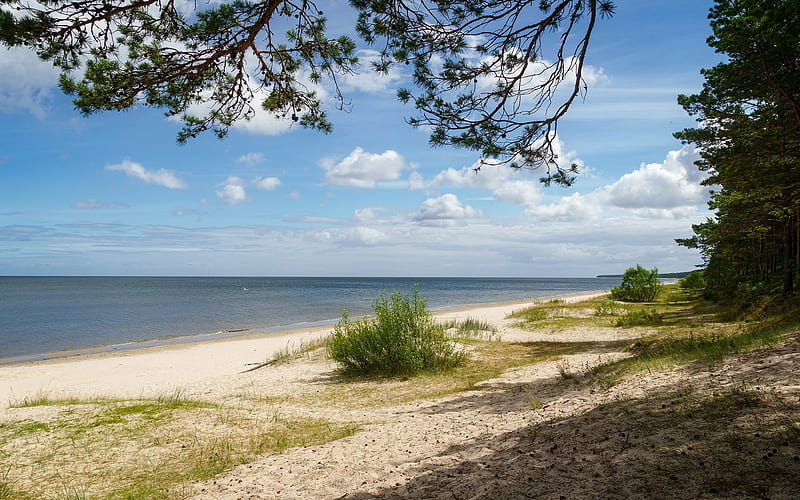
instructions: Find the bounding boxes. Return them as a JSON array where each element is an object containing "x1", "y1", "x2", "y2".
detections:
[
  {"x1": 611, "y1": 265, "x2": 661, "y2": 302},
  {"x1": 327, "y1": 286, "x2": 466, "y2": 376}
]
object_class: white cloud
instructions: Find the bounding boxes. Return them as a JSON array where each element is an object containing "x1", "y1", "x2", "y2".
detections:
[
  {"x1": 314, "y1": 226, "x2": 389, "y2": 246},
  {"x1": 321, "y1": 147, "x2": 407, "y2": 188},
  {"x1": 520, "y1": 145, "x2": 709, "y2": 222},
  {"x1": 413, "y1": 194, "x2": 482, "y2": 224},
  {"x1": 253, "y1": 176, "x2": 281, "y2": 191},
  {"x1": 71, "y1": 199, "x2": 130, "y2": 210},
  {"x1": 524, "y1": 192, "x2": 600, "y2": 221},
  {"x1": 215, "y1": 175, "x2": 281, "y2": 204},
  {"x1": 413, "y1": 135, "x2": 581, "y2": 210},
  {"x1": 0, "y1": 47, "x2": 60, "y2": 118},
  {"x1": 216, "y1": 176, "x2": 248, "y2": 205},
  {"x1": 492, "y1": 180, "x2": 542, "y2": 208},
  {"x1": 105, "y1": 160, "x2": 188, "y2": 189},
  {"x1": 341, "y1": 49, "x2": 406, "y2": 93},
  {"x1": 237, "y1": 152, "x2": 265, "y2": 165},
  {"x1": 605, "y1": 146, "x2": 708, "y2": 210}
]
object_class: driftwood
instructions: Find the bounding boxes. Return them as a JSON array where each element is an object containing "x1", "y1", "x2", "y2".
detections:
[{"x1": 239, "y1": 359, "x2": 277, "y2": 374}]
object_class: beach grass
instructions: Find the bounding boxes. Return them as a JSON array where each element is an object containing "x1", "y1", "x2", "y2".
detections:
[
  {"x1": 0, "y1": 392, "x2": 358, "y2": 499},
  {"x1": 3, "y1": 285, "x2": 798, "y2": 499},
  {"x1": 279, "y1": 340, "x2": 597, "y2": 409}
]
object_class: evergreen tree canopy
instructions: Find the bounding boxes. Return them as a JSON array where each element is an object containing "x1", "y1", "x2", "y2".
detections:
[
  {"x1": 675, "y1": 0, "x2": 800, "y2": 299},
  {"x1": 0, "y1": 0, "x2": 614, "y2": 184}
]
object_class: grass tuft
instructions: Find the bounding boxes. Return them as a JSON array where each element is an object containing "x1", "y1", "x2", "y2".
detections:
[
  {"x1": 445, "y1": 317, "x2": 498, "y2": 340},
  {"x1": 614, "y1": 308, "x2": 663, "y2": 327}
]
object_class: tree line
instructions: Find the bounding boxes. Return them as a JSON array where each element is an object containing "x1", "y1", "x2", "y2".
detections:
[{"x1": 675, "y1": 0, "x2": 800, "y2": 304}]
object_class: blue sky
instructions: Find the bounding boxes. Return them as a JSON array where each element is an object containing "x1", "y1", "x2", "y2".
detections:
[{"x1": 0, "y1": 0, "x2": 719, "y2": 277}]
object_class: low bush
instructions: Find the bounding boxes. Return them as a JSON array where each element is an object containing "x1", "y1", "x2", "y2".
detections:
[
  {"x1": 615, "y1": 308, "x2": 663, "y2": 327},
  {"x1": 611, "y1": 265, "x2": 661, "y2": 302},
  {"x1": 593, "y1": 299, "x2": 626, "y2": 316},
  {"x1": 327, "y1": 287, "x2": 467, "y2": 376},
  {"x1": 679, "y1": 270, "x2": 706, "y2": 291}
]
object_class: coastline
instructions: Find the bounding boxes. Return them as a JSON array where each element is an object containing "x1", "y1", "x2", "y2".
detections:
[
  {"x1": 5, "y1": 287, "x2": 798, "y2": 499},
  {"x1": 0, "y1": 290, "x2": 608, "y2": 408}
]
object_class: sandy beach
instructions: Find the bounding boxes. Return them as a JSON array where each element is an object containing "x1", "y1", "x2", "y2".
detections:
[
  {"x1": 0, "y1": 291, "x2": 608, "y2": 406},
  {"x1": 3, "y1": 290, "x2": 799, "y2": 499}
]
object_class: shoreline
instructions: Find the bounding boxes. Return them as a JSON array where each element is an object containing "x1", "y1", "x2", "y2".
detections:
[
  {"x1": 0, "y1": 290, "x2": 608, "y2": 407},
  {"x1": 0, "y1": 289, "x2": 608, "y2": 368}
]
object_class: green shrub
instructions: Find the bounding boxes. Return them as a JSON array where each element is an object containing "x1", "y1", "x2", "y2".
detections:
[
  {"x1": 614, "y1": 308, "x2": 663, "y2": 327},
  {"x1": 327, "y1": 287, "x2": 467, "y2": 376},
  {"x1": 593, "y1": 299, "x2": 626, "y2": 316},
  {"x1": 679, "y1": 270, "x2": 706, "y2": 291},
  {"x1": 610, "y1": 265, "x2": 661, "y2": 302}
]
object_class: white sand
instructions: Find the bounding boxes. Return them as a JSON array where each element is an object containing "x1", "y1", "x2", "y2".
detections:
[
  {"x1": 0, "y1": 291, "x2": 606, "y2": 407},
  {"x1": 4, "y1": 289, "x2": 800, "y2": 499}
]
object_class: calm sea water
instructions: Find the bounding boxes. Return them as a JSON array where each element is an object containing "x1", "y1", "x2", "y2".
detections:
[{"x1": 0, "y1": 276, "x2": 620, "y2": 363}]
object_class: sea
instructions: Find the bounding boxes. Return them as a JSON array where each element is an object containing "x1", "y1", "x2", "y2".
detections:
[{"x1": 0, "y1": 276, "x2": 621, "y2": 365}]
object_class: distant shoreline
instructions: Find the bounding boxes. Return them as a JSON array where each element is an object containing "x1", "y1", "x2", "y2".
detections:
[{"x1": 597, "y1": 271, "x2": 693, "y2": 278}]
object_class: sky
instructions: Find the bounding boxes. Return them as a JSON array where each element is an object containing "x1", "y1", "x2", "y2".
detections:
[{"x1": 0, "y1": 0, "x2": 720, "y2": 277}]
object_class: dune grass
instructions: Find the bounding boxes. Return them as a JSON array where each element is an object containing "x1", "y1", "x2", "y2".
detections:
[
  {"x1": 3, "y1": 286, "x2": 797, "y2": 499},
  {"x1": 0, "y1": 392, "x2": 357, "y2": 500}
]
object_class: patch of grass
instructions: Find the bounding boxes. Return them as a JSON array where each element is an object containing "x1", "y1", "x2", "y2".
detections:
[
  {"x1": 445, "y1": 317, "x2": 498, "y2": 340},
  {"x1": 0, "y1": 467, "x2": 17, "y2": 500},
  {"x1": 9, "y1": 394, "x2": 102, "y2": 409},
  {"x1": 270, "y1": 337, "x2": 327, "y2": 365},
  {"x1": 614, "y1": 308, "x2": 663, "y2": 327},
  {"x1": 294, "y1": 340, "x2": 596, "y2": 409},
  {"x1": 593, "y1": 299, "x2": 627, "y2": 316},
  {"x1": 508, "y1": 295, "x2": 620, "y2": 330},
  {"x1": 1, "y1": 394, "x2": 358, "y2": 500},
  {"x1": 591, "y1": 320, "x2": 793, "y2": 387}
]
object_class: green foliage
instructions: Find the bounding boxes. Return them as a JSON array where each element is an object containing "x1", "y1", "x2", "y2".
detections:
[
  {"x1": 3, "y1": 0, "x2": 358, "y2": 142},
  {"x1": 679, "y1": 270, "x2": 706, "y2": 291},
  {"x1": 2, "y1": 1, "x2": 613, "y2": 178},
  {"x1": 445, "y1": 317, "x2": 498, "y2": 340},
  {"x1": 351, "y1": 0, "x2": 615, "y2": 182},
  {"x1": 610, "y1": 265, "x2": 661, "y2": 302},
  {"x1": 593, "y1": 300, "x2": 627, "y2": 316},
  {"x1": 327, "y1": 287, "x2": 466, "y2": 376},
  {"x1": 675, "y1": 0, "x2": 800, "y2": 300},
  {"x1": 614, "y1": 309, "x2": 663, "y2": 327}
]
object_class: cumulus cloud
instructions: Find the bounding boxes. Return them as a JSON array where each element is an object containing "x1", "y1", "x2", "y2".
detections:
[
  {"x1": 341, "y1": 49, "x2": 406, "y2": 93},
  {"x1": 412, "y1": 134, "x2": 581, "y2": 211},
  {"x1": 524, "y1": 191, "x2": 600, "y2": 221},
  {"x1": 321, "y1": 147, "x2": 407, "y2": 188},
  {"x1": 522, "y1": 145, "x2": 710, "y2": 222},
  {"x1": 216, "y1": 176, "x2": 248, "y2": 205},
  {"x1": 71, "y1": 199, "x2": 130, "y2": 210},
  {"x1": 105, "y1": 160, "x2": 188, "y2": 189},
  {"x1": 216, "y1": 175, "x2": 282, "y2": 204},
  {"x1": 0, "y1": 47, "x2": 60, "y2": 118},
  {"x1": 492, "y1": 180, "x2": 543, "y2": 208},
  {"x1": 253, "y1": 176, "x2": 281, "y2": 191},
  {"x1": 237, "y1": 152, "x2": 265, "y2": 165},
  {"x1": 413, "y1": 194, "x2": 481, "y2": 223},
  {"x1": 605, "y1": 146, "x2": 708, "y2": 210}
]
